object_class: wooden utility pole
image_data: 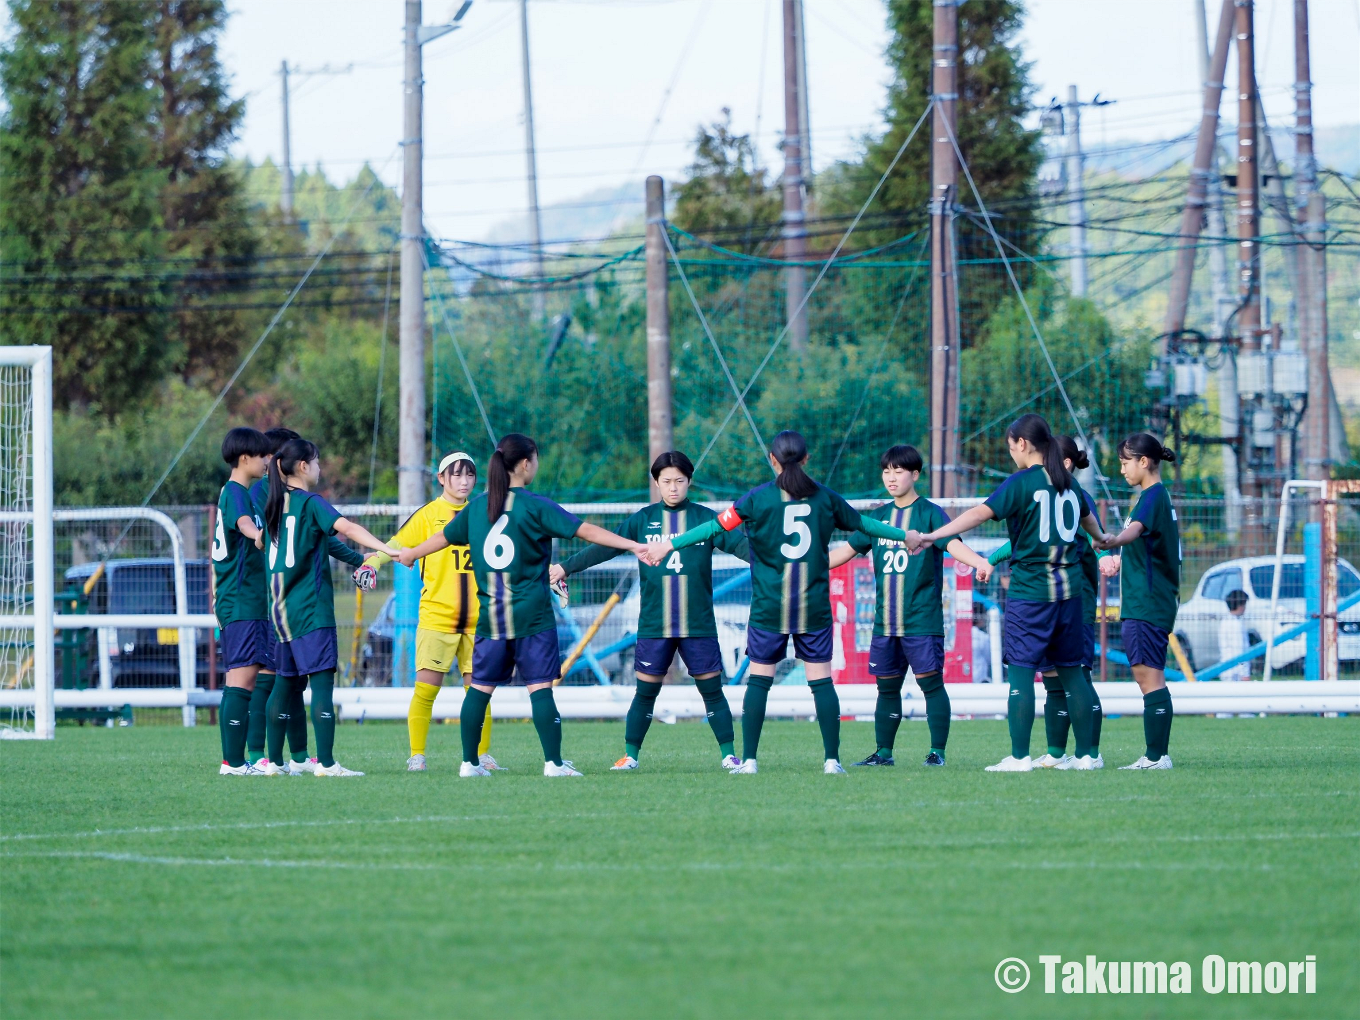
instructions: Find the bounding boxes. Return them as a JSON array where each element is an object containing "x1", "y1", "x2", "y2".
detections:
[
  {"x1": 781, "y1": 0, "x2": 808, "y2": 351},
  {"x1": 929, "y1": 0, "x2": 960, "y2": 498},
  {"x1": 398, "y1": 0, "x2": 427, "y2": 509},
  {"x1": 1295, "y1": 0, "x2": 1329, "y2": 482},
  {"x1": 1235, "y1": 0, "x2": 1263, "y2": 520},
  {"x1": 644, "y1": 177, "x2": 673, "y2": 500}
]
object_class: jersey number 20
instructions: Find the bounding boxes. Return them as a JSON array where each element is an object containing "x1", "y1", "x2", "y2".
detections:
[
  {"x1": 1032, "y1": 489, "x2": 1080, "y2": 543},
  {"x1": 780, "y1": 504, "x2": 812, "y2": 559},
  {"x1": 485, "y1": 515, "x2": 515, "y2": 569}
]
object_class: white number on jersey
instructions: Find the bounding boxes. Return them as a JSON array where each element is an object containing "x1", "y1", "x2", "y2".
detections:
[
  {"x1": 1032, "y1": 488, "x2": 1080, "y2": 544},
  {"x1": 211, "y1": 510, "x2": 228, "y2": 562},
  {"x1": 780, "y1": 504, "x2": 812, "y2": 559},
  {"x1": 666, "y1": 551, "x2": 683, "y2": 573},
  {"x1": 485, "y1": 514, "x2": 515, "y2": 570},
  {"x1": 283, "y1": 516, "x2": 297, "y2": 568}
]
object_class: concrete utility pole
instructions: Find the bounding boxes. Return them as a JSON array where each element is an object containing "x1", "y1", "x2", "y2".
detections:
[
  {"x1": 1235, "y1": 0, "x2": 1263, "y2": 518},
  {"x1": 520, "y1": 0, "x2": 546, "y2": 319},
  {"x1": 794, "y1": 0, "x2": 812, "y2": 189},
  {"x1": 929, "y1": 0, "x2": 961, "y2": 498},
  {"x1": 1063, "y1": 85, "x2": 1088, "y2": 296},
  {"x1": 280, "y1": 61, "x2": 294, "y2": 219},
  {"x1": 644, "y1": 177, "x2": 673, "y2": 500},
  {"x1": 1295, "y1": 0, "x2": 1329, "y2": 481},
  {"x1": 781, "y1": 0, "x2": 808, "y2": 351}
]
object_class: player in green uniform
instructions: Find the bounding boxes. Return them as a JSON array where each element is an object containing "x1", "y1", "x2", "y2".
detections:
[
  {"x1": 987, "y1": 436, "x2": 1108, "y2": 769},
  {"x1": 398, "y1": 434, "x2": 647, "y2": 777},
  {"x1": 906, "y1": 415, "x2": 1104, "y2": 771},
  {"x1": 550, "y1": 451, "x2": 750, "y2": 771},
  {"x1": 642, "y1": 431, "x2": 910, "y2": 775},
  {"x1": 246, "y1": 428, "x2": 365, "y2": 772},
  {"x1": 827, "y1": 445, "x2": 992, "y2": 768},
  {"x1": 262, "y1": 439, "x2": 398, "y2": 777},
  {"x1": 212, "y1": 427, "x2": 273, "y2": 775},
  {"x1": 1097, "y1": 433, "x2": 1181, "y2": 770}
]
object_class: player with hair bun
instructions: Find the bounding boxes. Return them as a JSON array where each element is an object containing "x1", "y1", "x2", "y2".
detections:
[{"x1": 1097, "y1": 433, "x2": 1181, "y2": 770}]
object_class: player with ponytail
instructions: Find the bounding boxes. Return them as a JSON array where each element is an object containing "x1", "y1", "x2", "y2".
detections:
[
  {"x1": 905, "y1": 414, "x2": 1104, "y2": 771},
  {"x1": 398, "y1": 434, "x2": 648, "y2": 777},
  {"x1": 1098, "y1": 433, "x2": 1181, "y2": 770}
]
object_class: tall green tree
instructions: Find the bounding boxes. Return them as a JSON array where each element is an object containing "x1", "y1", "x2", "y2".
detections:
[{"x1": 672, "y1": 110, "x2": 782, "y2": 255}]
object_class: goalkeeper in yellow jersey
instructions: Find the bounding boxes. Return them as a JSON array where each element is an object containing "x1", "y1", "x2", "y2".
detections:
[{"x1": 352, "y1": 452, "x2": 500, "y2": 771}]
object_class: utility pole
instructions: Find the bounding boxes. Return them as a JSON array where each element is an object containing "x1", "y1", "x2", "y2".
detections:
[
  {"x1": 781, "y1": 0, "x2": 808, "y2": 351},
  {"x1": 1235, "y1": 0, "x2": 1264, "y2": 526},
  {"x1": 929, "y1": 0, "x2": 960, "y2": 498},
  {"x1": 794, "y1": 0, "x2": 812, "y2": 189},
  {"x1": 1295, "y1": 0, "x2": 1329, "y2": 482},
  {"x1": 1063, "y1": 85, "x2": 1088, "y2": 296},
  {"x1": 280, "y1": 61, "x2": 294, "y2": 219},
  {"x1": 644, "y1": 177, "x2": 673, "y2": 501},
  {"x1": 520, "y1": 0, "x2": 546, "y2": 319}
]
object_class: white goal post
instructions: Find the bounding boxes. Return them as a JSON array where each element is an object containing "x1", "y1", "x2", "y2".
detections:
[{"x1": 0, "y1": 347, "x2": 54, "y2": 739}]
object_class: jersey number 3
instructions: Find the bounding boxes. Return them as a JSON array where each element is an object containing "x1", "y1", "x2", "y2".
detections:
[
  {"x1": 1032, "y1": 489, "x2": 1080, "y2": 543},
  {"x1": 485, "y1": 515, "x2": 516, "y2": 570},
  {"x1": 211, "y1": 511, "x2": 228, "y2": 562},
  {"x1": 780, "y1": 504, "x2": 812, "y2": 559}
]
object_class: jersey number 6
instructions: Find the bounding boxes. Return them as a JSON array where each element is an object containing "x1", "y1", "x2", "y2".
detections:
[
  {"x1": 485, "y1": 514, "x2": 515, "y2": 569},
  {"x1": 780, "y1": 504, "x2": 812, "y2": 559}
]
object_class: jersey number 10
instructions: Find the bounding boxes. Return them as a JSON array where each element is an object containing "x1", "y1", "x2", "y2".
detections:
[{"x1": 1032, "y1": 489, "x2": 1081, "y2": 543}]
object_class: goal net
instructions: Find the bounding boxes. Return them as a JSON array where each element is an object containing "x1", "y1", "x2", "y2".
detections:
[{"x1": 0, "y1": 348, "x2": 53, "y2": 739}]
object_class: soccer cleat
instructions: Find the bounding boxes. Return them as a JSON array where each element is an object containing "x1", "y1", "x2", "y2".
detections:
[
  {"x1": 544, "y1": 760, "x2": 584, "y2": 777},
  {"x1": 1090, "y1": 754, "x2": 1105, "y2": 769},
  {"x1": 985, "y1": 755, "x2": 1033, "y2": 772},
  {"x1": 406, "y1": 754, "x2": 427, "y2": 772},
  {"x1": 922, "y1": 751, "x2": 946, "y2": 767},
  {"x1": 851, "y1": 751, "x2": 895, "y2": 767},
  {"x1": 610, "y1": 755, "x2": 639, "y2": 770},
  {"x1": 730, "y1": 758, "x2": 758, "y2": 774},
  {"x1": 1120, "y1": 755, "x2": 1172, "y2": 770},
  {"x1": 256, "y1": 760, "x2": 288, "y2": 776},
  {"x1": 219, "y1": 762, "x2": 256, "y2": 776},
  {"x1": 824, "y1": 759, "x2": 847, "y2": 774},
  {"x1": 459, "y1": 761, "x2": 492, "y2": 777},
  {"x1": 250, "y1": 755, "x2": 270, "y2": 771},
  {"x1": 720, "y1": 754, "x2": 742, "y2": 770},
  {"x1": 1032, "y1": 753, "x2": 1069, "y2": 768},
  {"x1": 1057, "y1": 755, "x2": 1098, "y2": 771},
  {"x1": 479, "y1": 753, "x2": 507, "y2": 771},
  {"x1": 287, "y1": 758, "x2": 319, "y2": 776},
  {"x1": 314, "y1": 762, "x2": 364, "y2": 777}
]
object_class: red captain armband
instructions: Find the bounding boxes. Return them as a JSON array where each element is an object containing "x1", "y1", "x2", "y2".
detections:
[{"x1": 717, "y1": 507, "x2": 743, "y2": 531}]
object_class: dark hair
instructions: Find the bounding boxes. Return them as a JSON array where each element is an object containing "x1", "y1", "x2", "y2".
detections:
[
  {"x1": 770, "y1": 430, "x2": 817, "y2": 500},
  {"x1": 650, "y1": 451, "x2": 694, "y2": 481},
  {"x1": 487, "y1": 433, "x2": 538, "y2": 521},
  {"x1": 265, "y1": 438, "x2": 319, "y2": 537},
  {"x1": 880, "y1": 444, "x2": 923, "y2": 473},
  {"x1": 263, "y1": 427, "x2": 301, "y2": 455},
  {"x1": 221, "y1": 427, "x2": 271, "y2": 467},
  {"x1": 1117, "y1": 432, "x2": 1177, "y2": 466},
  {"x1": 440, "y1": 458, "x2": 477, "y2": 478},
  {"x1": 1226, "y1": 588, "x2": 1249, "y2": 612},
  {"x1": 1006, "y1": 413, "x2": 1071, "y2": 492},
  {"x1": 1057, "y1": 435, "x2": 1090, "y2": 471}
]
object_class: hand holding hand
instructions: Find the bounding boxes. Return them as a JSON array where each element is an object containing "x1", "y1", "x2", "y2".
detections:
[
  {"x1": 253, "y1": 536, "x2": 264, "y2": 551},
  {"x1": 903, "y1": 530, "x2": 925, "y2": 553},
  {"x1": 974, "y1": 561, "x2": 993, "y2": 584},
  {"x1": 397, "y1": 547, "x2": 419, "y2": 568},
  {"x1": 1099, "y1": 553, "x2": 1121, "y2": 577},
  {"x1": 549, "y1": 563, "x2": 566, "y2": 586},
  {"x1": 640, "y1": 540, "x2": 671, "y2": 567}
]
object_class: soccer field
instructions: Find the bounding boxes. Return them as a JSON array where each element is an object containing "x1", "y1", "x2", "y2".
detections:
[{"x1": 2, "y1": 716, "x2": 1356, "y2": 1019}]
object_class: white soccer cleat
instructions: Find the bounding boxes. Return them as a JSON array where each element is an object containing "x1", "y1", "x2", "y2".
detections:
[
  {"x1": 219, "y1": 762, "x2": 255, "y2": 776},
  {"x1": 544, "y1": 760, "x2": 583, "y2": 777},
  {"x1": 459, "y1": 761, "x2": 493, "y2": 777},
  {"x1": 610, "y1": 755, "x2": 639, "y2": 771},
  {"x1": 1090, "y1": 753, "x2": 1105, "y2": 769},
  {"x1": 1033, "y1": 753, "x2": 1069, "y2": 769},
  {"x1": 1120, "y1": 755, "x2": 1172, "y2": 770},
  {"x1": 314, "y1": 762, "x2": 364, "y2": 777},
  {"x1": 1057, "y1": 755, "x2": 1099, "y2": 771},
  {"x1": 730, "y1": 758, "x2": 758, "y2": 774},
  {"x1": 251, "y1": 756, "x2": 271, "y2": 772},
  {"x1": 287, "y1": 758, "x2": 319, "y2": 776},
  {"x1": 720, "y1": 754, "x2": 742, "y2": 771},
  {"x1": 479, "y1": 753, "x2": 507, "y2": 771},
  {"x1": 985, "y1": 755, "x2": 1033, "y2": 772},
  {"x1": 406, "y1": 754, "x2": 427, "y2": 772},
  {"x1": 255, "y1": 760, "x2": 287, "y2": 776},
  {"x1": 824, "y1": 759, "x2": 847, "y2": 774}
]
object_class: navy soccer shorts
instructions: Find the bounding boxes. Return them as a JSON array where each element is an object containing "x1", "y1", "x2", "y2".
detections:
[
  {"x1": 275, "y1": 627, "x2": 338, "y2": 677},
  {"x1": 1121, "y1": 619, "x2": 1170, "y2": 669},
  {"x1": 472, "y1": 630, "x2": 562, "y2": 686},
  {"x1": 867, "y1": 634, "x2": 944, "y2": 677},
  {"x1": 1003, "y1": 597, "x2": 1084, "y2": 671},
  {"x1": 746, "y1": 623, "x2": 833, "y2": 666},
  {"x1": 634, "y1": 636, "x2": 724, "y2": 678},
  {"x1": 219, "y1": 619, "x2": 275, "y2": 673}
]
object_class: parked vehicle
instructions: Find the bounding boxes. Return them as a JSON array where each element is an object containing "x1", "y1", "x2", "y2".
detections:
[
  {"x1": 1174, "y1": 555, "x2": 1360, "y2": 673},
  {"x1": 64, "y1": 558, "x2": 215, "y2": 687}
]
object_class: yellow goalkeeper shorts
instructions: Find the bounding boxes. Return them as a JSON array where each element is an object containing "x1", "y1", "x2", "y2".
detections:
[{"x1": 415, "y1": 628, "x2": 474, "y2": 677}]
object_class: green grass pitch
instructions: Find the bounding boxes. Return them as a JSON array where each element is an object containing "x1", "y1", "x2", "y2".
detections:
[{"x1": 3, "y1": 715, "x2": 1356, "y2": 1019}]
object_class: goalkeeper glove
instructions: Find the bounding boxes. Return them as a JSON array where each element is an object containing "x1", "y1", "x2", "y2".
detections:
[
  {"x1": 352, "y1": 563, "x2": 379, "y2": 591},
  {"x1": 551, "y1": 577, "x2": 569, "y2": 608}
]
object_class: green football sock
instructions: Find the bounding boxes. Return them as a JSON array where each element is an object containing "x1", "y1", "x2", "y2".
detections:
[
  {"x1": 809, "y1": 677, "x2": 840, "y2": 761},
  {"x1": 1056, "y1": 666, "x2": 1093, "y2": 759},
  {"x1": 1143, "y1": 687, "x2": 1172, "y2": 761},
  {"x1": 874, "y1": 674, "x2": 905, "y2": 753},
  {"x1": 246, "y1": 673, "x2": 274, "y2": 759},
  {"x1": 309, "y1": 671, "x2": 336, "y2": 768},
  {"x1": 625, "y1": 680, "x2": 662, "y2": 757},
  {"x1": 286, "y1": 678, "x2": 309, "y2": 762},
  {"x1": 1041, "y1": 674, "x2": 1069, "y2": 757},
  {"x1": 1005, "y1": 665, "x2": 1036, "y2": 760},
  {"x1": 694, "y1": 675, "x2": 735, "y2": 752},
  {"x1": 460, "y1": 686, "x2": 492, "y2": 764},
  {"x1": 264, "y1": 676, "x2": 292, "y2": 766},
  {"x1": 917, "y1": 672, "x2": 951, "y2": 754},
  {"x1": 1084, "y1": 667, "x2": 1103, "y2": 756},
  {"x1": 219, "y1": 686, "x2": 251, "y2": 767},
  {"x1": 742, "y1": 674, "x2": 773, "y2": 760},
  {"x1": 530, "y1": 688, "x2": 563, "y2": 766}
]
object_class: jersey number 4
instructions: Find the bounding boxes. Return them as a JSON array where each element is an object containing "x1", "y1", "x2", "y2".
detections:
[{"x1": 1032, "y1": 489, "x2": 1080, "y2": 543}]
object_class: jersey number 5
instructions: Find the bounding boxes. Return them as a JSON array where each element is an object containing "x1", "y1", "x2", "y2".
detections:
[
  {"x1": 1032, "y1": 489, "x2": 1080, "y2": 543},
  {"x1": 780, "y1": 504, "x2": 812, "y2": 559},
  {"x1": 485, "y1": 514, "x2": 515, "y2": 570}
]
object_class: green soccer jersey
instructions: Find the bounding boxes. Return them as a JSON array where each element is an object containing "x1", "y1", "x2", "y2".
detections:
[
  {"x1": 249, "y1": 479, "x2": 363, "y2": 568},
  {"x1": 443, "y1": 488, "x2": 582, "y2": 640},
  {"x1": 212, "y1": 481, "x2": 268, "y2": 627},
  {"x1": 266, "y1": 489, "x2": 343, "y2": 640},
  {"x1": 983, "y1": 465, "x2": 1087, "y2": 603},
  {"x1": 560, "y1": 500, "x2": 749, "y2": 639},
  {"x1": 1119, "y1": 482, "x2": 1181, "y2": 630},
  {"x1": 847, "y1": 498, "x2": 952, "y2": 637}
]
